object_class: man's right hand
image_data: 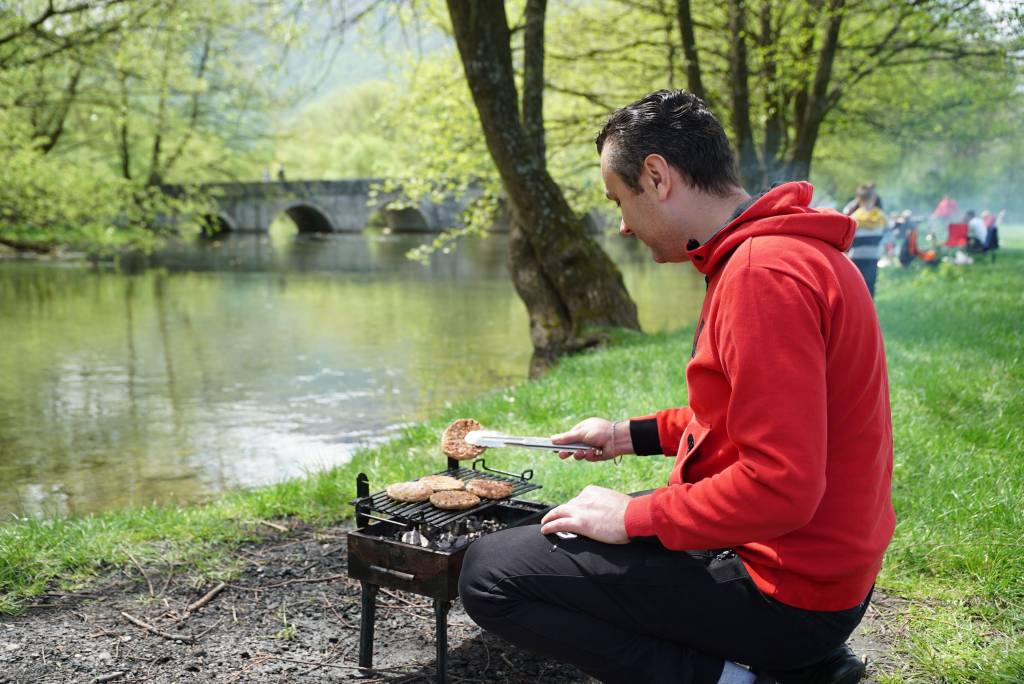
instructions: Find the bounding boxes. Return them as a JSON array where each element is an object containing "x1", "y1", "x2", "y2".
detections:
[{"x1": 551, "y1": 418, "x2": 629, "y2": 461}]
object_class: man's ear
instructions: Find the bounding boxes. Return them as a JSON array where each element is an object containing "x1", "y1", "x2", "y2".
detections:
[{"x1": 643, "y1": 154, "x2": 671, "y2": 200}]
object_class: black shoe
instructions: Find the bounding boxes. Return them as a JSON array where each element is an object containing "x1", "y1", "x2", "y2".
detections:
[{"x1": 755, "y1": 645, "x2": 866, "y2": 684}]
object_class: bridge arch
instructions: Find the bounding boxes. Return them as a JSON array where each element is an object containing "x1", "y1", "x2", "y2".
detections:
[
  {"x1": 367, "y1": 206, "x2": 430, "y2": 232},
  {"x1": 200, "y1": 211, "x2": 238, "y2": 236},
  {"x1": 280, "y1": 201, "x2": 336, "y2": 233}
]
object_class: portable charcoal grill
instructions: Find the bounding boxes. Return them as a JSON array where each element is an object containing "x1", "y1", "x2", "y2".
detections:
[{"x1": 347, "y1": 456, "x2": 550, "y2": 683}]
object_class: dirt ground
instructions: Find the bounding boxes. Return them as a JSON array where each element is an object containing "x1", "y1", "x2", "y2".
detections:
[{"x1": 0, "y1": 523, "x2": 902, "y2": 683}]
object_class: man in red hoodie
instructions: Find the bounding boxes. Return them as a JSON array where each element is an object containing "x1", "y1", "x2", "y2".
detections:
[{"x1": 459, "y1": 90, "x2": 894, "y2": 684}]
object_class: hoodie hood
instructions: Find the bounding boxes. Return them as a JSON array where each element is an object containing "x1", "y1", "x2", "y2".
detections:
[{"x1": 687, "y1": 182, "x2": 856, "y2": 275}]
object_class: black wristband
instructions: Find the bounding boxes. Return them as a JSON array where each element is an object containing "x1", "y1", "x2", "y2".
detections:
[{"x1": 630, "y1": 418, "x2": 661, "y2": 455}]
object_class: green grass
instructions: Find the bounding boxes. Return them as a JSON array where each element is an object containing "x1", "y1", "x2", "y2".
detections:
[
  {"x1": 864, "y1": 226, "x2": 1024, "y2": 682},
  {"x1": 2, "y1": 228, "x2": 1023, "y2": 682}
]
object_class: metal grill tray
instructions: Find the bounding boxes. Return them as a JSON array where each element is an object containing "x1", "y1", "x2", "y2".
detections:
[{"x1": 351, "y1": 459, "x2": 542, "y2": 528}]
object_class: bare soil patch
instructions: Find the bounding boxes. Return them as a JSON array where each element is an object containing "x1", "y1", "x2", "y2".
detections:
[{"x1": 0, "y1": 523, "x2": 898, "y2": 683}]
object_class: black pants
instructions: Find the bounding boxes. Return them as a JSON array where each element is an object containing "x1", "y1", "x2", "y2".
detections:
[
  {"x1": 459, "y1": 525, "x2": 869, "y2": 684},
  {"x1": 852, "y1": 258, "x2": 878, "y2": 298}
]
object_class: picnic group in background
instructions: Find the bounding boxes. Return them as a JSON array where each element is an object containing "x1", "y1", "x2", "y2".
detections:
[{"x1": 842, "y1": 185, "x2": 1004, "y2": 296}]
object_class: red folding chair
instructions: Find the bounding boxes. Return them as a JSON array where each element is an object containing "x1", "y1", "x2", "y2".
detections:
[{"x1": 944, "y1": 223, "x2": 968, "y2": 248}]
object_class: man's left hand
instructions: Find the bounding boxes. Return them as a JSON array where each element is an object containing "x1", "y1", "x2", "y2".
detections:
[{"x1": 539, "y1": 485, "x2": 631, "y2": 544}]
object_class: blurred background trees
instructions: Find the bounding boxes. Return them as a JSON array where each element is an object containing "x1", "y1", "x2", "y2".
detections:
[
  {"x1": 0, "y1": 0, "x2": 293, "y2": 252},
  {"x1": 2, "y1": 0, "x2": 1021, "y2": 252}
]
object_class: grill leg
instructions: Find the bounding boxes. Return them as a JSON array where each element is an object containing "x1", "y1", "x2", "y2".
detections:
[
  {"x1": 359, "y1": 582, "x2": 378, "y2": 671},
  {"x1": 434, "y1": 599, "x2": 450, "y2": 684}
]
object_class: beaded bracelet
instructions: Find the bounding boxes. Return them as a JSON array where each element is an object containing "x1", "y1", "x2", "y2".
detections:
[{"x1": 611, "y1": 420, "x2": 623, "y2": 465}]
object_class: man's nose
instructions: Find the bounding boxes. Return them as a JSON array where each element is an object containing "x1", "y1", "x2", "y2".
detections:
[{"x1": 619, "y1": 218, "x2": 632, "y2": 236}]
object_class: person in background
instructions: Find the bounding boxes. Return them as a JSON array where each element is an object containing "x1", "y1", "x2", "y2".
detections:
[
  {"x1": 981, "y1": 210, "x2": 1004, "y2": 262},
  {"x1": 965, "y1": 210, "x2": 988, "y2": 252},
  {"x1": 894, "y1": 210, "x2": 917, "y2": 268},
  {"x1": 982, "y1": 209, "x2": 1004, "y2": 233},
  {"x1": 842, "y1": 183, "x2": 883, "y2": 216},
  {"x1": 848, "y1": 186, "x2": 888, "y2": 297}
]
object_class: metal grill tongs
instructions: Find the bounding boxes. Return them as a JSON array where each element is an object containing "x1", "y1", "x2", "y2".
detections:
[{"x1": 465, "y1": 430, "x2": 595, "y2": 453}]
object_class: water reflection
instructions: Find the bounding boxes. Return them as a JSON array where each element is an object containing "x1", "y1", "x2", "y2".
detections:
[{"x1": 0, "y1": 231, "x2": 704, "y2": 517}]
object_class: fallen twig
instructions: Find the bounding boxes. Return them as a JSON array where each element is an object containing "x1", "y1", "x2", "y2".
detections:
[
  {"x1": 120, "y1": 611, "x2": 194, "y2": 643},
  {"x1": 194, "y1": 617, "x2": 224, "y2": 640},
  {"x1": 225, "y1": 583, "x2": 263, "y2": 594},
  {"x1": 255, "y1": 652, "x2": 435, "y2": 674},
  {"x1": 258, "y1": 519, "x2": 288, "y2": 533},
  {"x1": 376, "y1": 603, "x2": 433, "y2": 621},
  {"x1": 186, "y1": 581, "x2": 227, "y2": 614},
  {"x1": 222, "y1": 654, "x2": 272, "y2": 684},
  {"x1": 91, "y1": 672, "x2": 126, "y2": 683},
  {"x1": 87, "y1": 629, "x2": 127, "y2": 640},
  {"x1": 299, "y1": 641, "x2": 352, "y2": 677},
  {"x1": 124, "y1": 550, "x2": 154, "y2": 598},
  {"x1": 158, "y1": 564, "x2": 176, "y2": 597},
  {"x1": 258, "y1": 573, "x2": 349, "y2": 589},
  {"x1": 322, "y1": 593, "x2": 356, "y2": 629},
  {"x1": 380, "y1": 588, "x2": 432, "y2": 608}
]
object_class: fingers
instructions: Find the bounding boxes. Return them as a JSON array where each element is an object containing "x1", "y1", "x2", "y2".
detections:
[
  {"x1": 551, "y1": 419, "x2": 592, "y2": 445},
  {"x1": 550, "y1": 430, "x2": 581, "y2": 445},
  {"x1": 556, "y1": 448, "x2": 602, "y2": 461},
  {"x1": 576, "y1": 449, "x2": 603, "y2": 461},
  {"x1": 540, "y1": 505, "x2": 569, "y2": 527},
  {"x1": 540, "y1": 516, "x2": 578, "y2": 536}
]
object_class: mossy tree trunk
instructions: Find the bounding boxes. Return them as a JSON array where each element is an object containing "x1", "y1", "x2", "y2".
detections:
[{"x1": 446, "y1": 1, "x2": 640, "y2": 376}]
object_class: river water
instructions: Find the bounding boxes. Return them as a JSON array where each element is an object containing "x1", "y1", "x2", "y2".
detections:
[{"x1": 0, "y1": 232, "x2": 706, "y2": 517}]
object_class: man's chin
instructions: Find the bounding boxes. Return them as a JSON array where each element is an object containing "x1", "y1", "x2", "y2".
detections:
[{"x1": 651, "y1": 252, "x2": 688, "y2": 264}]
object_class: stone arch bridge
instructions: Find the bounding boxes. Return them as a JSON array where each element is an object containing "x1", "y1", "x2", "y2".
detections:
[{"x1": 164, "y1": 179, "x2": 474, "y2": 234}]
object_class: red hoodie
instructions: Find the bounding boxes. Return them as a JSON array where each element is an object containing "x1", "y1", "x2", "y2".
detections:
[{"x1": 623, "y1": 182, "x2": 895, "y2": 612}]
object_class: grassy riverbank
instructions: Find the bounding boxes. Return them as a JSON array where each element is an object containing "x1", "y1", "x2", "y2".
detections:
[{"x1": 3, "y1": 229, "x2": 1022, "y2": 682}]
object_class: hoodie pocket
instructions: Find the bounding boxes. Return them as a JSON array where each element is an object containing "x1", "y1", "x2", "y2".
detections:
[{"x1": 677, "y1": 415, "x2": 711, "y2": 482}]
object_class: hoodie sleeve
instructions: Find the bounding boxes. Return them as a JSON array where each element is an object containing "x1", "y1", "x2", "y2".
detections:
[
  {"x1": 625, "y1": 265, "x2": 829, "y2": 548},
  {"x1": 628, "y1": 407, "x2": 694, "y2": 456}
]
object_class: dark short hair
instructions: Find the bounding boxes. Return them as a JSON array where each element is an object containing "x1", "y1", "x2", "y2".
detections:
[{"x1": 596, "y1": 89, "x2": 739, "y2": 196}]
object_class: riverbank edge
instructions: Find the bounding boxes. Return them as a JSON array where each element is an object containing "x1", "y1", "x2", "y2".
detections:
[{"x1": 3, "y1": 238, "x2": 1024, "y2": 682}]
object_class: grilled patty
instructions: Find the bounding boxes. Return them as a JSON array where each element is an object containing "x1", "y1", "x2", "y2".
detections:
[
  {"x1": 419, "y1": 474, "x2": 465, "y2": 491},
  {"x1": 385, "y1": 481, "x2": 434, "y2": 503},
  {"x1": 465, "y1": 479, "x2": 514, "y2": 500},
  {"x1": 429, "y1": 490, "x2": 481, "y2": 510},
  {"x1": 441, "y1": 418, "x2": 486, "y2": 460}
]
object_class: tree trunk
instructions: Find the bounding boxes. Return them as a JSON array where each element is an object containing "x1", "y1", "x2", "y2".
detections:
[
  {"x1": 447, "y1": 1, "x2": 639, "y2": 375},
  {"x1": 788, "y1": 0, "x2": 844, "y2": 180},
  {"x1": 727, "y1": 0, "x2": 761, "y2": 189},
  {"x1": 675, "y1": 0, "x2": 706, "y2": 102},
  {"x1": 164, "y1": 32, "x2": 212, "y2": 173},
  {"x1": 147, "y1": 40, "x2": 171, "y2": 187},
  {"x1": 516, "y1": 0, "x2": 576, "y2": 376},
  {"x1": 758, "y1": 1, "x2": 786, "y2": 185},
  {"x1": 508, "y1": 221, "x2": 572, "y2": 377},
  {"x1": 38, "y1": 65, "x2": 82, "y2": 154},
  {"x1": 522, "y1": 0, "x2": 546, "y2": 163},
  {"x1": 117, "y1": 72, "x2": 132, "y2": 180}
]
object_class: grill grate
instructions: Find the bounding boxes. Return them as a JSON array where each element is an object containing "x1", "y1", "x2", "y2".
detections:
[{"x1": 351, "y1": 458, "x2": 542, "y2": 529}]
